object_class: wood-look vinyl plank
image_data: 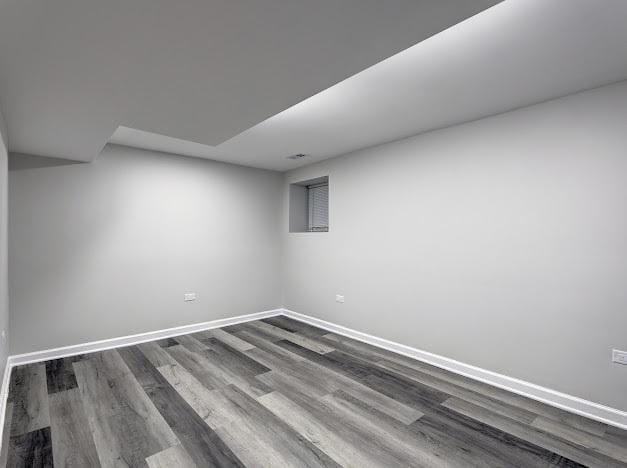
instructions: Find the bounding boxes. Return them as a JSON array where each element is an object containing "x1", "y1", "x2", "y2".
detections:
[
  {"x1": 212, "y1": 385, "x2": 340, "y2": 468},
  {"x1": 155, "y1": 371, "x2": 338, "y2": 468},
  {"x1": 237, "y1": 332, "x2": 340, "y2": 398},
  {"x1": 74, "y1": 352, "x2": 178, "y2": 468},
  {"x1": 73, "y1": 360, "x2": 147, "y2": 467},
  {"x1": 9, "y1": 364, "x2": 50, "y2": 437},
  {"x1": 260, "y1": 316, "x2": 301, "y2": 333},
  {"x1": 562, "y1": 417, "x2": 609, "y2": 438},
  {"x1": 157, "y1": 363, "x2": 232, "y2": 428},
  {"x1": 6, "y1": 317, "x2": 626, "y2": 467},
  {"x1": 249, "y1": 349, "x2": 338, "y2": 397},
  {"x1": 153, "y1": 338, "x2": 178, "y2": 348},
  {"x1": 413, "y1": 403, "x2": 585, "y2": 467},
  {"x1": 72, "y1": 360, "x2": 119, "y2": 421},
  {"x1": 90, "y1": 351, "x2": 180, "y2": 447},
  {"x1": 158, "y1": 360, "x2": 325, "y2": 466},
  {"x1": 220, "y1": 323, "x2": 252, "y2": 335},
  {"x1": 136, "y1": 342, "x2": 178, "y2": 368},
  {"x1": 319, "y1": 331, "x2": 411, "y2": 363},
  {"x1": 277, "y1": 340, "x2": 448, "y2": 414},
  {"x1": 117, "y1": 345, "x2": 244, "y2": 467},
  {"x1": 246, "y1": 336, "x2": 423, "y2": 425},
  {"x1": 320, "y1": 332, "x2": 486, "y2": 392},
  {"x1": 321, "y1": 332, "x2": 610, "y2": 438},
  {"x1": 329, "y1": 373, "x2": 425, "y2": 425},
  {"x1": 376, "y1": 357, "x2": 538, "y2": 425},
  {"x1": 45, "y1": 356, "x2": 85, "y2": 395},
  {"x1": 247, "y1": 321, "x2": 335, "y2": 354},
  {"x1": 145, "y1": 444, "x2": 196, "y2": 468},
  {"x1": 8, "y1": 367, "x2": 21, "y2": 403},
  {"x1": 199, "y1": 348, "x2": 273, "y2": 398},
  {"x1": 400, "y1": 358, "x2": 610, "y2": 437},
  {"x1": 319, "y1": 391, "x2": 446, "y2": 467},
  {"x1": 200, "y1": 328, "x2": 255, "y2": 352},
  {"x1": 235, "y1": 323, "x2": 292, "y2": 345},
  {"x1": 443, "y1": 397, "x2": 625, "y2": 468},
  {"x1": 256, "y1": 369, "x2": 330, "y2": 400},
  {"x1": 7, "y1": 427, "x2": 53, "y2": 468},
  {"x1": 235, "y1": 329, "x2": 307, "y2": 362},
  {"x1": 263, "y1": 381, "x2": 423, "y2": 468},
  {"x1": 287, "y1": 342, "x2": 451, "y2": 406},
  {"x1": 168, "y1": 343, "x2": 271, "y2": 397},
  {"x1": 322, "y1": 331, "x2": 611, "y2": 438},
  {"x1": 45, "y1": 359, "x2": 77, "y2": 395},
  {"x1": 0, "y1": 403, "x2": 14, "y2": 467},
  {"x1": 216, "y1": 425, "x2": 309, "y2": 468},
  {"x1": 330, "y1": 389, "x2": 565, "y2": 468},
  {"x1": 605, "y1": 425, "x2": 627, "y2": 448},
  {"x1": 173, "y1": 335, "x2": 210, "y2": 355},
  {"x1": 165, "y1": 344, "x2": 226, "y2": 390},
  {"x1": 257, "y1": 390, "x2": 382, "y2": 467},
  {"x1": 532, "y1": 416, "x2": 627, "y2": 463},
  {"x1": 75, "y1": 357, "x2": 169, "y2": 467},
  {"x1": 238, "y1": 330, "x2": 336, "y2": 375},
  {"x1": 49, "y1": 388, "x2": 101, "y2": 467},
  {"x1": 200, "y1": 337, "x2": 271, "y2": 377},
  {"x1": 262, "y1": 316, "x2": 330, "y2": 338},
  {"x1": 410, "y1": 418, "x2": 523, "y2": 468},
  {"x1": 244, "y1": 333, "x2": 423, "y2": 424}
]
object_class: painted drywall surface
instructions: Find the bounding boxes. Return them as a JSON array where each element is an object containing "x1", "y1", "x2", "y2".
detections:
[
  {"x1": 0, "y1": 109, "x2": 8, "y2": 380},
  {"x1": 282, "y1": 81, "x2": 627, "y2": 411},
  {"x1": 9, "y1": 144, "x2": 283, "y2": 354}
]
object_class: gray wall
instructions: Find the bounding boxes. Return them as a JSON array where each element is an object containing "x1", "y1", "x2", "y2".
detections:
[
  {"x1": 282, "y1": 81, "x2": 627, "y2": 411},
  {"x1": 0, "y1": 110, "x2": 8, "y2": 380},
  {"x1": 9, "y1": 144, "x2": 282, "y2": 354}
]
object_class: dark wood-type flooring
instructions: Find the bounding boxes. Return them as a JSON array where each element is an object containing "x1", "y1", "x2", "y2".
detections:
[{"x1": 1, "y1": 316, "x2": 626, "y2": 467}]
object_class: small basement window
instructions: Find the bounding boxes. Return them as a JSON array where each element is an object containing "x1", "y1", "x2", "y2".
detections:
[
  {"x1": 307, "y1": 182, "x2": 329, "y2": 232},
  {"x1": 289, "y1": 176, "x2": 329, "y2": 232}
]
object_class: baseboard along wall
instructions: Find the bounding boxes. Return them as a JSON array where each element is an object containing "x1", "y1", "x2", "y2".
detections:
[
  {"x1": 0, "y1": 306, "x2": 625, "y2": 449},
  {"x1": 281, "y1": 309, "x2": 627, "y2": 431},
  {"x1": 0, "y1": 308, "x2": 283, "y2": 445}
]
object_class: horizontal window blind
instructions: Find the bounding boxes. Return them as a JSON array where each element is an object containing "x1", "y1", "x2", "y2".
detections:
[{"x1": 307, "y1": 183, "x2": 328, "y2": 232}]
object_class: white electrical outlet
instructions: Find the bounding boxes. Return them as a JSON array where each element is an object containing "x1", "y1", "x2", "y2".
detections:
[
  {"x1": 184, "y1": 293, "x2": 197, "y2": 302},
  {"x1": 612, "y1": 349, "x2": 627, "y2": 365},
  {"x1": 335, "y1": 294, "x2": 345, "y2": 303},
  {"x1": 1, "y1": 330, "x2": 5, "y2": 340}
]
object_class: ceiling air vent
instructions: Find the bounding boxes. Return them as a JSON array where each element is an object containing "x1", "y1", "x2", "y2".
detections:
[{"x1": 286, "y1": 153, "x2": 308, "y2": 160}]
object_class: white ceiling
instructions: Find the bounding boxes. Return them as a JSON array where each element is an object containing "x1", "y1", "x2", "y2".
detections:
[
  {"x1": 0, "y1": 0, "x2": 499, "y2": 162},
  {"x1": 4, "y1": 1, "x2": 627, "y2": 172},
  {"x1": 113, "y1": 0, "x2": 627, "y2": 171}
]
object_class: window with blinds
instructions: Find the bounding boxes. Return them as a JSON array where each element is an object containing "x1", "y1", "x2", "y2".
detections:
[
  {"x1": 288, "y1": 176, "x2": 329, "y2": 233},
  {"x1": 307, "y1": 182, "x2": 328, "y2": 232}
]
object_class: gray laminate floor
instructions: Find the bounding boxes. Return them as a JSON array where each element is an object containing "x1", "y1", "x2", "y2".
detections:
[{"x1": 1, "y1": 316, "x2": 626, "y2": 467}]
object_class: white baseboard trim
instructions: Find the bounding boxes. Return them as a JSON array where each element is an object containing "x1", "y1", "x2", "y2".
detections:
[
  {"x1": 0, "y1": 308, "x2": 282, "y2": 446},
  {"x1": 9, "y1": 308, "x2": 282, "y2": 366},
  {"x1": 0, "y1": 360, "x2": 11, "y2": 450},
  {"x1": 282, "y1": 308, "x2": 627, "y2": 431},
  {"x1": 0, "y1": 306, "x2": 625, "y2": 447}
]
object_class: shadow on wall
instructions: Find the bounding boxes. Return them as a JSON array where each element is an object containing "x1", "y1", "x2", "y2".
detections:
[{"x1": 9, "y1": 153, "x2": 85, "y2": 171}]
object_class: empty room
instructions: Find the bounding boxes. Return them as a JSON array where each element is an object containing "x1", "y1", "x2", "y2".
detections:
[{"x1": 0, "y1": 0, "x2": 626, "y2": 466}]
